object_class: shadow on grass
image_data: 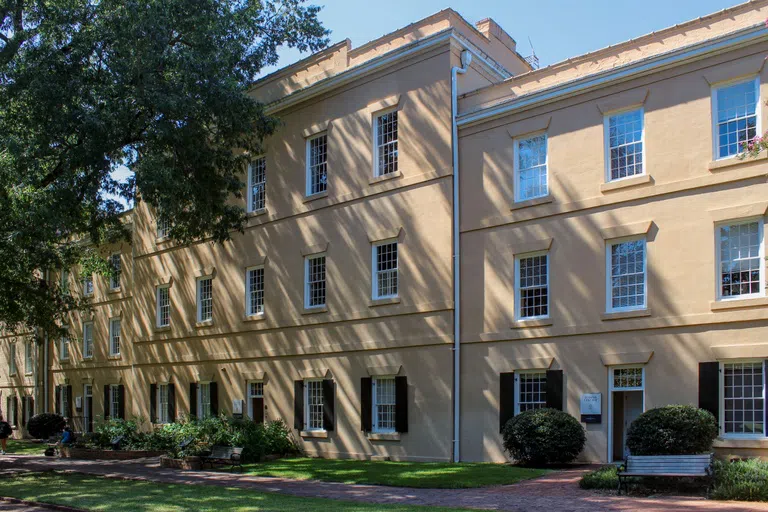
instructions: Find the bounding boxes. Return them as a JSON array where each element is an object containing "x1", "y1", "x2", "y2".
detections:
[{"x1": 238, "y1": 457, "x2": 550, "y2": 488}]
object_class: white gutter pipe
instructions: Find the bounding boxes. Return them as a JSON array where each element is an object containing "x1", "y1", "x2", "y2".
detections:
[{"x1": 451, "y1": 50, "x2": 471, "y2": 463}]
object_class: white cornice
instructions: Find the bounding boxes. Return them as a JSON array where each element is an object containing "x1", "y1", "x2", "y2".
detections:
[
  {"x1": 458, "y1": 23, "x2": 768, "y2": 128},
  {"x1": 264, "y1": 30, "x2": 510, "y2": 115}
]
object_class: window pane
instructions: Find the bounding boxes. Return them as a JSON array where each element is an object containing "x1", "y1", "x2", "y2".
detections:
[
  {"x1": 518, "y1": 254, "x2": 548, "y2": 318},
  {"x1": 518, "y1": 373, "x2": 547, "y2": 412},
  {"x1": 376, "y1": 111, "x2": 398, "y2": 176},
  {"x1": 613, "y1": 368, "x2": 643, "y2": 390},
  {"x1": 308, "y1": 135, "x2": 328, "y2": 195},
  {"x1": 374, "y1": 377, "x2": 396, "y2": 432},
  {"x1": 306, "y1": 380, "x2": 324, "y2": 430},
  {"x1": 724, "y1": 362, "x2": 765, "y2": 435},
  {"x1": 719, "y1": 222, "x2": 762, "y2": 298},
  {"x1": 608, "y1": 109, "x2": 644, "y2": 180},
  {"x1": 198, "y1": 278, "x2": 213, "y2": 321},
  {"x1": 250, "y1": 157, "x2": 267, "y2": 211},
  {"x1": 247, "y1": 267, "x2": 265, "y2": 315},
  {"x1": 716, "y1": 81, "x2": 758, "y2": 158},
  {"x1": 306, "y1": 256, "x2": 326, "y2": 307},
  {"x1": 610, "y1": 240, "x2": 646, "y2": 310},
  {"x1": 375, "y1": 242, "x2": 398, "y2": 298},
  {"x1": 516, "y1": 135, "x2": 548, "y2": 201},
  {"x1": 110, "y1": 319, "x2": 121, "y2": 355},
  {"x1": 157, "y1": 287, "x2": 170, "y2": 327},
  {"x1": 109, "y1": 254, "x2": 121, "y2": 289},
  {"x1": 83, "y1": 323, "x2": 93, "y2": 358}
]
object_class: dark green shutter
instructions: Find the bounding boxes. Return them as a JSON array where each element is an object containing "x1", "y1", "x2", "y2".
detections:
[
  {"x1": 698, "y1": 362, "x2": 720, "y2": 426},
  {"x1": 117, "y1": 385, "x2": 125, "y2": 419},
  {"x1": 499, "y1": 372, "x2": 515, "y2": 432},
  {"x1": 150, "y1": 384, "x2": 157, "y2": 423},
  {"x1": 168, "y1": 384, "x2": 176, "y2": 422},
  {"x1": 360, "y1": 377, "x2": 372, "y2": 432},
  {"x1": 210, "y1": 382, "x2": 218, "y2": 417},
  {"x1": 66, "y1": 385, "x2": 73, "y2": 418},
  {"x1": 189, "y1": 383, "x2": 198, "y2": 418},
  {"x1": 103, "y1": 385, "x2": 110, "y2": 419},
  {"x1": 545, "y1": 370, "x2": 564, "y2": 410},
  {"x1": 322, "y1": 379, "x2": 335, "y2": 431},
  {"x1": 55, "y1": 385, "x2": 61, "y2": 416},
  {"x1": 293, "y1": 381, "x2": 304, "y2": 430},
  {"x1": 395, "y1": 376, "x2": 408, "y2": 433}
]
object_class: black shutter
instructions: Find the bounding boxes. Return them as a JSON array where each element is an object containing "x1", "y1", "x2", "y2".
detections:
[
  {"x1": 86, "y1": 396, "x2": 92, "y2": 432},
  {"x1": 28, "y1": 397, "x2": 34, "y2": 422},
  {"x1": 499, "y1": 372, "x2": 516, "y2": 432},
  {"x1": 699, "y1": 362, "x2": 720, "y2": 426},
  {"x1": 252, "y1": 397, "x2": 264, "y2": 423},
  {"x1": 360, "y1": 377, "x2": 372, "y2": 432},
  {"x1": 210, "y1": 382, "x2": 218, "y2": 417},
  {"x1": 322, "y1": 379, "x2": 335, "y2": 432},
  {"x1": 117, "y1": 385, "x2": 125, "y2": 419},
  {"x1": 66, "y1": 385, "x2": 73, "y2": 418},
  {"x1": 4, "y1": 397, "x2": 8, "y2": 424},
  {"x1": 13, "y1": 397, "x2": 19, "y2": 427},
  {"x1": 55, "y1": 385, "x2": 61, "y2": 416},
  {"x1": 293, "y1": 380, "x2": 304, "y2": 430},
  {"x1": 22, "y1": 397, "x2": 27, "y2": 428},
  {"x1": 189, "y1": 383, "x2": 198, "y2": 418},
  {"x1": 765, "y1": 361, "x2": 768, "y2": 438},
  {"x1": 545, "y1": 370, "x2": 564, "y2": 410},
  {"x1": 168, "y1": 384, "x2": 176, "y2": 422},
  {"x1": 150, "y1": 384, "x2": 157, "y2": 423},
  {"x1": 395, "y1": 376, "x2": 408, "y2": 433},
  {"x1": 103, "y1": 385, "x2": 110, "y2": 419}
]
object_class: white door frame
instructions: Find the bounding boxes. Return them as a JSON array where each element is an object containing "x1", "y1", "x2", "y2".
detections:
[{"x1": 607, "y1": 366, "x2": 646, "y2": 462}]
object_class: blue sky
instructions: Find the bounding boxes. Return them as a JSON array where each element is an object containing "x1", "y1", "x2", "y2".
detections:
[{"x1": 261, "y1": 0, "x2": 746, "y2": 76}]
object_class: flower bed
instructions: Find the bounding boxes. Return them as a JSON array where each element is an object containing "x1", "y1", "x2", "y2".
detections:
[{"x1": 60, "y1": 446, "x2": 164, "y2": 460}]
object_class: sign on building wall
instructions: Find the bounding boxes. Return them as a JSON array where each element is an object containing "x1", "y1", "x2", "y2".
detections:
[
  {"x1": 75, "y1": 396, "x2": 82, "y2": 411},
  {"x1": 232, "y1": 399, "x2": 244, "y2": 419},
  {"x1": 580, "y1": 393, "x2": 602, "y2": 423}
]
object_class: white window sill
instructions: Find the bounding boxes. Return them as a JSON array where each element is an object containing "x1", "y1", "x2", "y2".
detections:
[
  {"x1": 195, "y1": 320, "x2": 214, "y2": 328},
  {"x1": 708, "y1": 152, "x2": 767, "y2": 172},
  {"x1": 511, "y1": 318, "x2": 553, "y2": 329},
  {"x1": 243, "y1": 313, "x2": 266, "y2": 322},
  {"x1": 301, "y1": 306, "x2": 328, "y2": 315},
  {"x1": 366, "y1": 432, "x2": 401, "y2": 441},
  {"x1": 82, "y1": 357, "x2": 93, "y2": 361},
  {"x1": 154, "y1": 325, "x2": 171, "y2": 333},
  {"x1": 108, "y1": 288, "x2": 122, "y2": 294},
  {"x1": 714, "y1": 437, "x2": 768, "y2": 449},
  {"x1": 24, "y1": 372, "x2": 33, "y2": 377},
  {"x1": 600, "y1": 173, "x2": 652, "y2": 193},
  {"x1": 710, "y1": 296, "x2": 768, "y2": 311},
  {"x1": 246, "y1": 208, "x2": 268, "y2": 218},
  {"x1": 107, "y1": 354, "x2": 122, "y2": 360},
  {"x1": 300, "y1": 430, "x2": 328, "y2": 439},
  {"x1": 303, "y1": 191, "x2": 329, "y2": 203},
  {"x1": 601, "y1": 308, "x2": 651, "y2": 321},
  {"x1": 369, "y1": 170, "x2": 402, "y2": 185},
  {"x1": 369, "y1": 297, "x2": 401, "y2": 307},
  {"x1": 510, "y1": 194, "x2": 553, "y2": 211}
]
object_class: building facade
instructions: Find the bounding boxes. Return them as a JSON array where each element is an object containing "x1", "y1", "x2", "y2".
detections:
[{"x1": 3, "y1": 1, "x2": 768, "y2": 464}]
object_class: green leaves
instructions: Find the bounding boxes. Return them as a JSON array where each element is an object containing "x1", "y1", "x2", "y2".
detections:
[{"x1": 0, "y1": 0, "x2": 329, "y2": 334}]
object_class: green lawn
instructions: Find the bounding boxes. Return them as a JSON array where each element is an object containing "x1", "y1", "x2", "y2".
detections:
[
  {"x1": 4, "y1": 439, "x2": 46, "y2": 455},
  {"x1": 238, "y1": 457, "x2": 549, "y2": 489},
  {"x1": 0, "y1": 473, "x2": 469, "y2": 512}
]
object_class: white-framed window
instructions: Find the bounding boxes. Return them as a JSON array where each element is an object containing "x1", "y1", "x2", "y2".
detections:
[
  {"x1": 248, "y1": 157, "x2": 267, "y2": 212},
  {"x1": 82, "y1": 274, "x2": 94, "y2": 296},
  {"x1": 60, "y1": 268, "x2": 70, "y2": 295},
  {"x1": 24, "y1": 340, "x2": 33, "y2": 374},
  {"x1": 304, "y1": 254, "x2": 326, "y2": 309},
  {"x1": 60, "y1": 331, "x2": 70, "y2": 361},
  {"x1": 372, "y1": 241, "x2": 398, "y2": 299},
  {"x1": 374, "y1": 110, "x2": 398, "y2": 176},
  {"x1": 109, "y1": 253, "x2": 121, "y2": 290},
  {"x1": 196, "y1": 277, "x2": 213, "y2": 322},
  {"x1": 83, "y1": 322, "x2": 93, "y2": 359},
  {"x1": 109, "y1": 384, "x2": 120, "y2": 419},
  {"x1": 515, "y1": 371, "x2": 547, "y2": 414},
  {"x1": 156, "y1": 285, "x2": 170, "y2": 327},
  {"x1": 109, "y1": 318, "x2": 121, "y2": 356},
  {"x1": 83, "y1": 384, "x2": 92, "y2": 432},
  {"x1": 306, "y1": 133, "x2": 328, "y2": 196},
  {"x1": 9, "y1": 342, "x2": 16, "y2": 375},
  {"x1": 198, "y1": 382, "x2": 212, "y2": 419},
  {"x1": 515, "y1": 252, "x2": 549, "y2": 320},
  {"x1": 612, "y1": 367, "x2": 644, "y2": 390},
  {"x1": 514, "y1": 133, "x2": 548, "y2": 202},
  {"x1": 304, "y1": 379, "x2": 324, "y2": 431},
  {"x1": 604, "y1": 108, "x2": 644, "y2": 181},
  {"x1": 372, "y1": 377, "x2": 396, "y2": 433},
  {"x1": 248, "y1": 381, "x2": 264, "y2": 420},
  {"x1": 156, "y1": 214, "x2": 171, "y2": 239},
  {"x1": 713, "y1": 77, "x2": 760, "y2": 160},
  {"x1": 157, "y1": 383, "x2": 170, "y2": 424},
  {"x1": 606, "y1": 238, "x2": 646, "y2": 312},
  {"x1": 717, "y1": 220, "x2": 764, "y2": 300},
  {"x1": 23, "y1": 395, "x2": 33, "y2": 425},
  {"x1": 721, "y1": 360, "x2": 765, "y2": 438},
  {"x1": 246, "y1": 266, "x2": 264, "y2": 316},
  {"x1": 8, "y1": 395, "x2": 17, "y2": 426},
  {"x1": 59, "y1": 386, "x2": 69, "y2": 417}
]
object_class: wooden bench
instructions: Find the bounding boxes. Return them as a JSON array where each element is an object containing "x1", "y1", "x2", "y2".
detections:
[
  {"x1": 200, "y1": 446, "x2": 243, "y2": 471},
  {"x1": 617, "y1": 454, "x2": 714, "y2": 494}
]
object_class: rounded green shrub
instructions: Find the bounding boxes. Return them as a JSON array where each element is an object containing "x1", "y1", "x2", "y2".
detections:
[
  {"x1": 626, "y1": 405, "x2": 717, "y2": 455},
  {"x1": 26, "y1": 413, "x2": 66, "y2": 439},
  {"x1": 502, "y1": 408, "x2": 586, "y2": 465}
]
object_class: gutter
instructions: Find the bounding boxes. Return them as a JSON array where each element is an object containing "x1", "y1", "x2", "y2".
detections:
[
  {"x1": 451, "y1": 50, "x2": 472, "y2": 463},
  {"x1": 458, "y1": 22, "x2": 768, "y2": 128}
]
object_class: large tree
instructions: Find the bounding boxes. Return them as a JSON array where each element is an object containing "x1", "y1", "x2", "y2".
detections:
[{"x1": 0, "y1": 0, "x2": 328, "y2": 334}]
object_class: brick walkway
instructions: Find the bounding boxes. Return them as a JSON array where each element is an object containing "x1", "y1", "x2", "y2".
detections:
[{"x1": 2, "y1": 455, "x2": 768, "y2": 511}]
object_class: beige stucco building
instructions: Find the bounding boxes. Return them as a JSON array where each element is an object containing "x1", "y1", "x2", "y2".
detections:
[{"x1": 4, "y1": 1, "x2": 768, "y2": 464}]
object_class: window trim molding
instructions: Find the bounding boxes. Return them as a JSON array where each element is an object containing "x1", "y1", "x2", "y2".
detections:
[
  {"x1": 711, "y1": 76, "x2": 761, "y2": 162},
  {"x1": 245, "y1": 265, "x2": 265, "y2": 318},
  {"x1": 371, "y1": 239, "x2": 399, "y2": 301},
  {"x1": 603, "y1": 106, "x2": 646, "y2": 183},
  {"x1": 512, "y1": 130, "x2": 548, "y2": 203},
  {"x1": 156, "y1": 285, "x2": 171, "y2": 328},
  {"x1": 372, "y1": 107, "x2": 399, "y2": 178},
  {"x1": 82, "y1": 321, "x2": 94, "y2": 360},
  {"x1": 305, "y1": 131, "x2": 329, "y2": 197},
  {"x1": 108, "y1": 317, "x2": 121, "y2": 357},
  {"x1": 715, "y1": 217, "x2": 766, "y2": 302},
  {"x1": 372, "y1": 375, "x2": 397, "y2": 434},
  {"x1": 605, "y1": 236, "x2": 648, "y2": 313},
  {"x1": 513, "y1": 369, "x2": 548, "y2": 415},
  {"x1": 108, "y1": 253, "x2": 121, "y2": 291},
  {"x1": 719, "y1": 359, "x2": 766, "y2": 439},
  {"x1": 303, "y1": 378, "x2": 325, "y2": 432},
  {"x1": 247, "y1": 156, "x2": 267, "y2": 213},
  {"x1": 514, "y1": 250, "x2": 550, "y2": 321},
  {"x1": 196, "y1": 276, "x2": 214, "y2": 323},
  {"x1": 304, "y1": 253, "x2": 327, "y2": 310}
]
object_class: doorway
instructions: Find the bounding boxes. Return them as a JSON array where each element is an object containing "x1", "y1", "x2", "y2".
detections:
[{"x1": 608, "y1": 366, "x2": 645, "y2": 462}]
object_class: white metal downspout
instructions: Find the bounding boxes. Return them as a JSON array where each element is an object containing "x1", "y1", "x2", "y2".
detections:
[{"x1": 451, "y1": 50, "x2": 471, "y2": 463}]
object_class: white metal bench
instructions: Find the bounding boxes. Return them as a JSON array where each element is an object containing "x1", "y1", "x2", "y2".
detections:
[{"x1": 617, "y1": 454, "x2": 713, "y2": 494}]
